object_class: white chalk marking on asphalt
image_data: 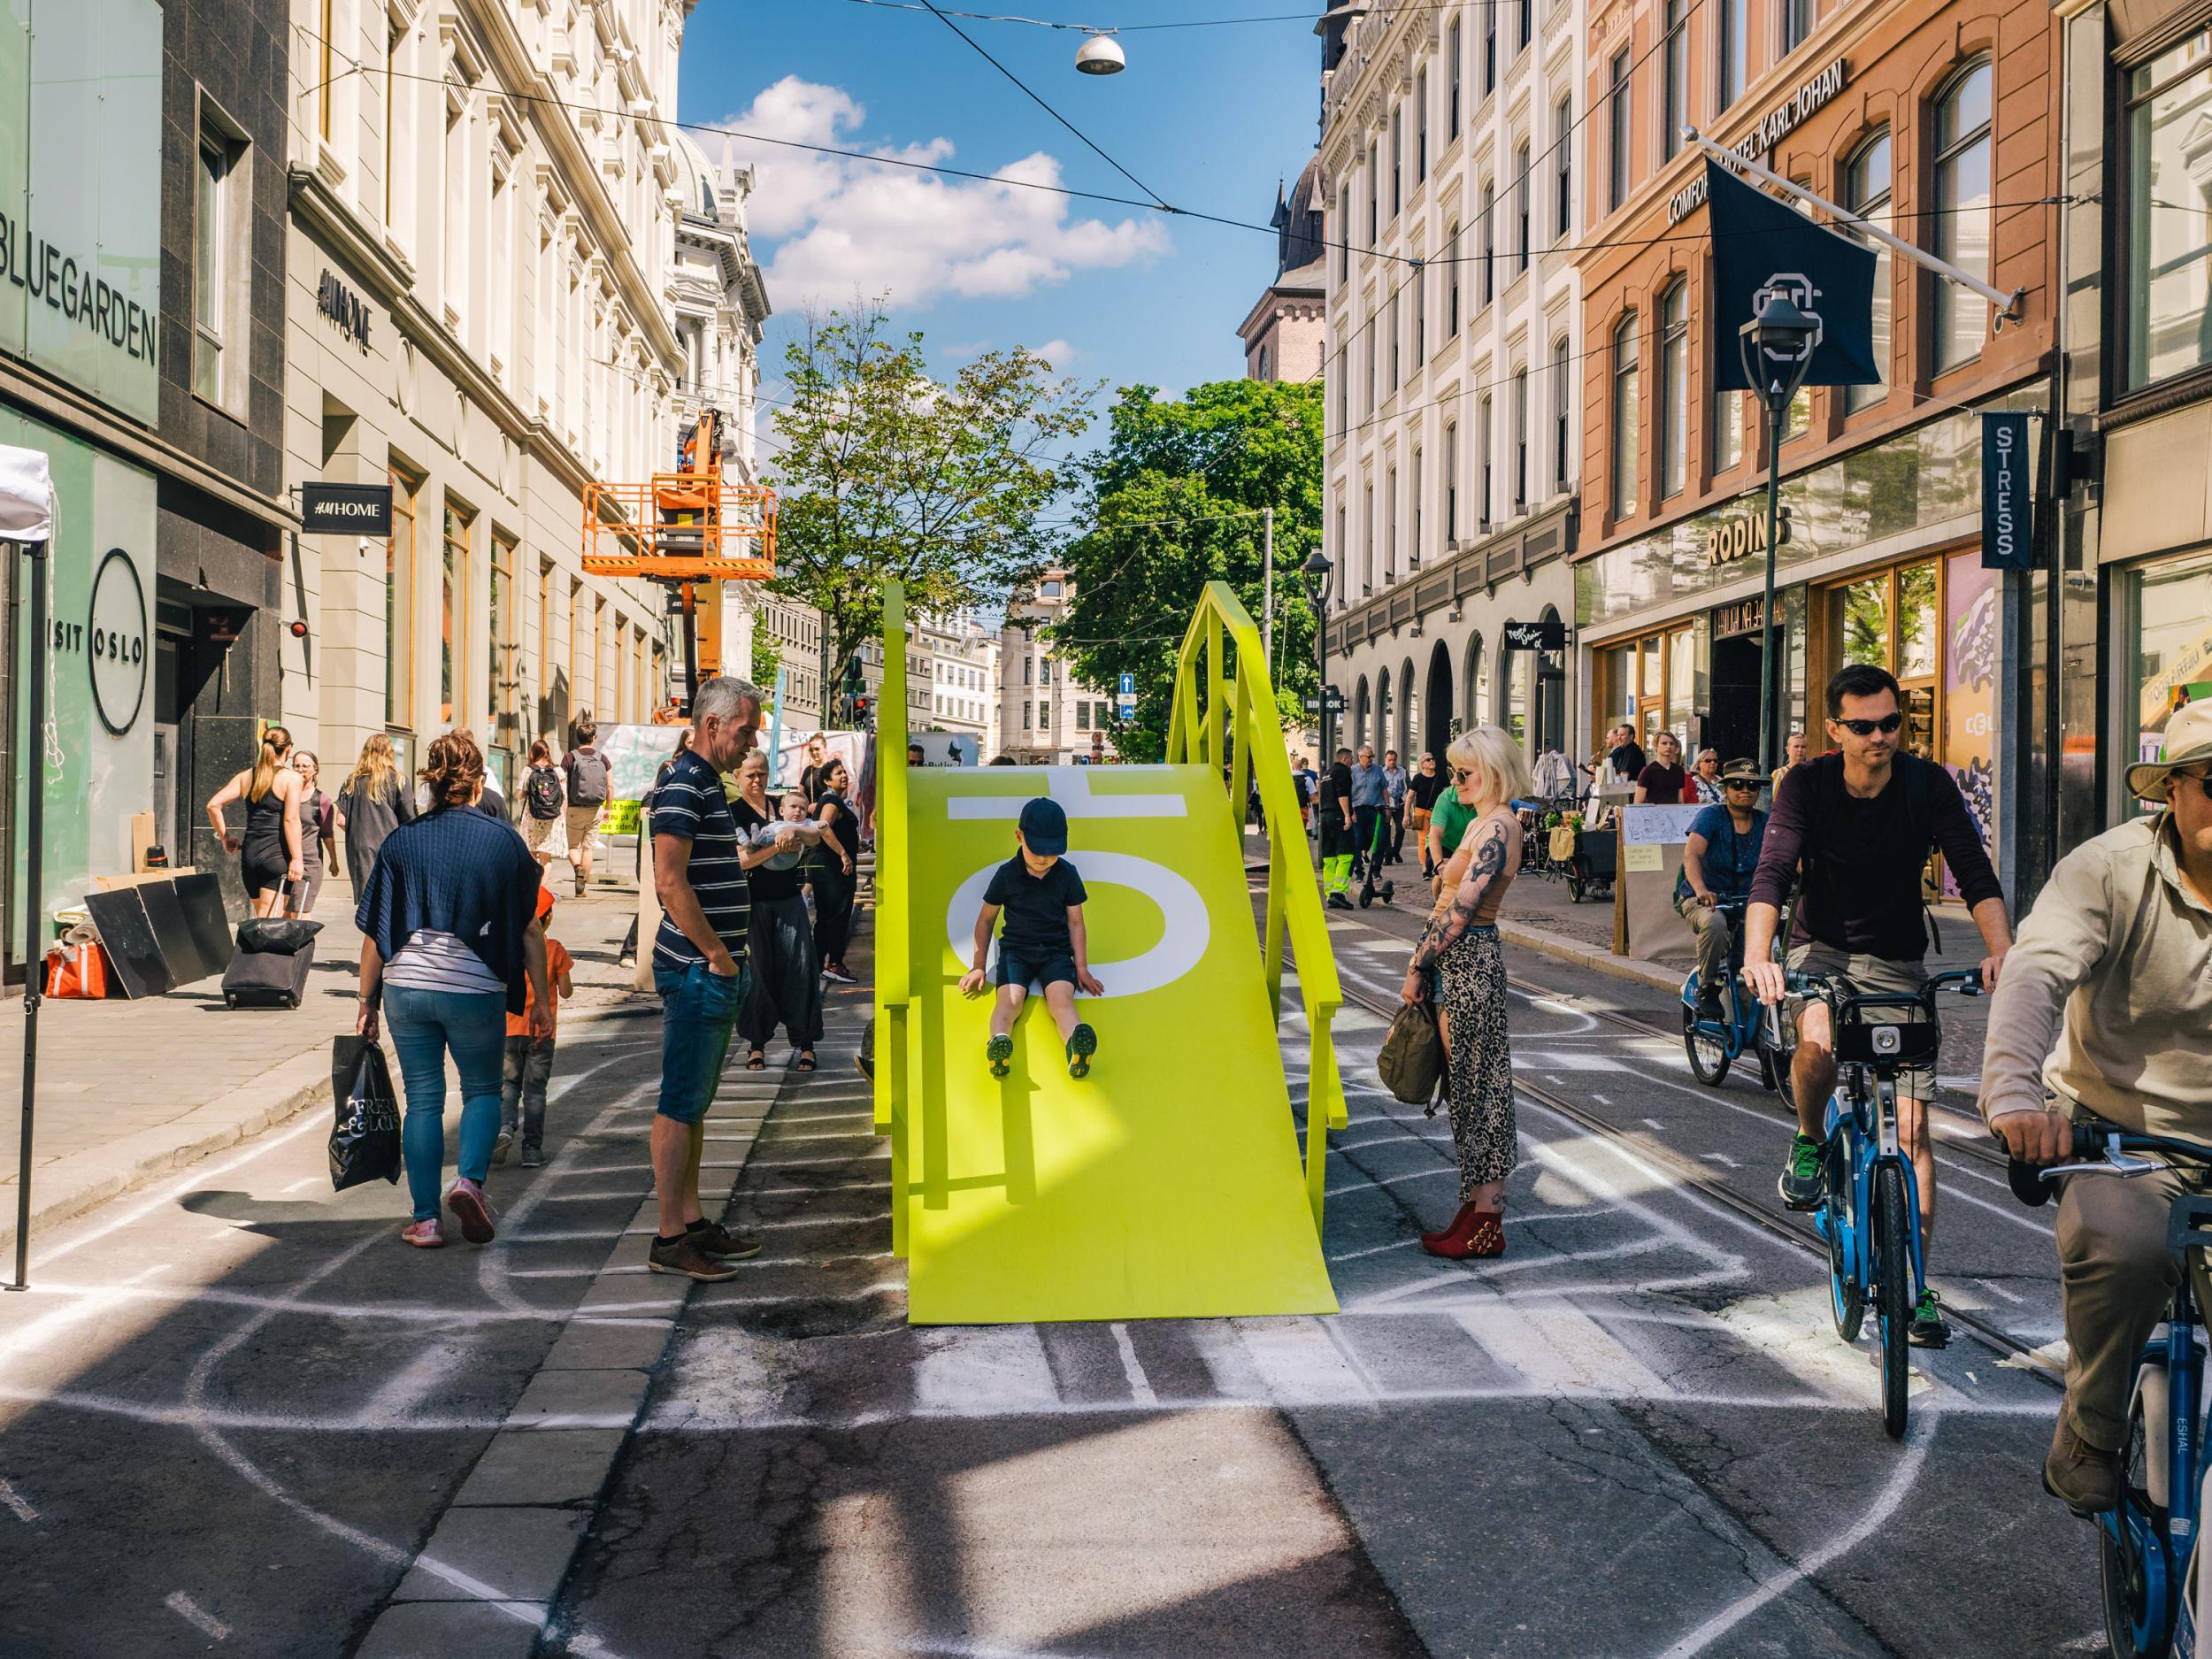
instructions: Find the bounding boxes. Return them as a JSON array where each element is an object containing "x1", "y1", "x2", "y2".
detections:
[
  {"x1": 0, "y1": 1478, "x2": 36, "y2": 1522},
  {"x1": 1651, "y1": 1410, "x2": 1935, "y2": 1659},
  {"x1": 1591, "y1": 1093, "x2": 1613, "y2": 1105},
  {"x1": 0, "y1": 1263, "x2": 174, "y2": 1372},
  {"x1": 1455, "y1": 1303, "x2": 1675, "y2": 1401},
  {"x1": 1643, "y1": 1118, "x2": 1665, "y2": 1131},
  {"x1": 1519, "y1": 1048, "x2": 1631, "y2": 1071},
  {"x1": 357, "y1": 1345, "x2": 465, "y2": 1425},
  {"x1": 165, "y1": 1591, "x2": 230, "y2": 1640},
  {"x1": 1701, "y1": 1152, "x2": 1740, "y2": 1169},
  {"x1": 1976, "y1": 1278, "x2": 2027, "y2": 1306},
  {"x1": 280, "y1": 1177, "x2": 321, "y2": 1194},
  {"x1": 1110, "y1": 1324, "x2": 1158, "y2": 1406}
]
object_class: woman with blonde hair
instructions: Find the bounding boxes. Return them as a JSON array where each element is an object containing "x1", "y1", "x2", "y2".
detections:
[
  {"x1": 207, "y1": 725, "x2": 304, "y2": 918},
  {"x1": 288, "y1": 749, "x2": 340, "y2": 917},
  {"x1": 356, "y1": 731, "x2": 549, "y2": 1249},
  {"x1": 1401, "y1": 725, "x2": 1531, "y2": 1259},
  {"x1": 335, "y1": 732, "x2": 416, "y2": 899}
]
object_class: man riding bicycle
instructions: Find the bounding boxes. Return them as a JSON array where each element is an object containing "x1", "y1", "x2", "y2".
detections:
[
  {"x1": 1677, "y1": 757, "x2": 1770, "y2": 1021},
  {"x1": 1980, "y1": 701, "x2": 2212, "y2": 1515},
  {"x1": 1742, "y1": 664, "x2": 2014, "y2": 1348}
]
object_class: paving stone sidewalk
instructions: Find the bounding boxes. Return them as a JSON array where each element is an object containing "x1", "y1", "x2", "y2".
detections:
[{"x1": 0, "y1": 864, "x2": 647, "y2": 1260}]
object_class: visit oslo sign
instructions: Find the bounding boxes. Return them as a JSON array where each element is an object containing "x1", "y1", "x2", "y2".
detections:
[{"x1": 300, "y1": 482, "x2": 394, "y2": 536}]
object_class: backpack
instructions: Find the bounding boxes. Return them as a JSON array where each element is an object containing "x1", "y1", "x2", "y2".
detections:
[
  {"x1": 566, "y1": 748, "x2": 609, "y2": 806},
  {"x1": 525, "y1": 766, "x2": 564, "y2": 821}
]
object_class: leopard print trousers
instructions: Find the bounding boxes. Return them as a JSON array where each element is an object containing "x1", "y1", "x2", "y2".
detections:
[{"x1": 1438, "y1": 926, "x2": 1517, "y2": 1198}]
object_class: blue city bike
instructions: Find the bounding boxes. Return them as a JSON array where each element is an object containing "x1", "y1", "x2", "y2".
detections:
[
  {"x1": 2011, "y1": 1118, "x2": 2212, "y2": 1659},
  {"x1": 1678, "y1": 898, "x2": 1793, "y2": 1098},
  {"x1": 1791, "y1": 967, "x2": 1984, "y2": 1439}
]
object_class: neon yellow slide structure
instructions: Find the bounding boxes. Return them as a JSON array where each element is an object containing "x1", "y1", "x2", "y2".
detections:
[{"x1": 872, "y1": 582, "x2": 1348, "y2": 1325}]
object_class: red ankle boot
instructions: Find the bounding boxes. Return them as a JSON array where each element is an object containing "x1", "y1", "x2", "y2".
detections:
[{"x1": 1421, "y1": 1203, "x2": 1505, "y2": 1259}]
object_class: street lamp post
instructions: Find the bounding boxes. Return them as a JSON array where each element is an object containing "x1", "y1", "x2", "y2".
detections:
[
  {"x1": 1738, "y1": 290, "x2": 1821, "y2": 780},
  {"x1": 1302, "y1": 548, "x2": 1334, "y2": 872}
]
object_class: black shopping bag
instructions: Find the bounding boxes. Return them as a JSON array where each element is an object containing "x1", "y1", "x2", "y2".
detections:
[{"x1": 328, "y1": 1034, "x2": 401, "y2": 1191}]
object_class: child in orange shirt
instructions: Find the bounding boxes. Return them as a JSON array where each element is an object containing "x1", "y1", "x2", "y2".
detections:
[{"x1": 495, "y1": 887, "x2": 574, "y2": 1169}]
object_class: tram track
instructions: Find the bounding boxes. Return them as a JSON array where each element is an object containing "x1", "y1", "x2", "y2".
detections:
[{"x1": 1302, "y1": 944, "x2": 2065, "y2": 1387}]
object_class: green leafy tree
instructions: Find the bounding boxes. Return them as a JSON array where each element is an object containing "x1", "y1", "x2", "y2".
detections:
[
  {"x1": 767, "y1": 301, "x2": 1094, "y2": 683},
  {"x1": 1056, "y1": 380, "x2": 1324, "y2": 762},
  {"x1": 749, "y1": 622, "x2": 784, "y2": 703}
]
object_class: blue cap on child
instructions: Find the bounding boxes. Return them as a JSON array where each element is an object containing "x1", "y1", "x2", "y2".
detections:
[{"x1": 1018, "y1": 795, "x2": 1069, "y2": 856}]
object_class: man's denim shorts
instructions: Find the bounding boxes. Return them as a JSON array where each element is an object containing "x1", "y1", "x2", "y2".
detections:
[{"x1": 655, "y1": 958, "x2": 748, "y2": 1125}]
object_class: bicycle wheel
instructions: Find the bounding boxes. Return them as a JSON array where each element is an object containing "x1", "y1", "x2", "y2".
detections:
[
  {"x1": 2101, "y1": 1401, "x2": 2174, "y2": 1659},
  {"x1": 1682, "y1": 996, "x2": 1732, "y2": 1086},
  {"x1": 1874, "y1": 1161, "x2": 1914, "y2": 1440}
]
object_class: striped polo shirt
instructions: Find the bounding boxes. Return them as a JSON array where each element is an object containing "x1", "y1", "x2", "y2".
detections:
[{"x1": 649, "y1": 749, "x2": 750, "y2": 969}]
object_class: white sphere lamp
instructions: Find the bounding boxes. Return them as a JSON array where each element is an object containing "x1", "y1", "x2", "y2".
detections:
[{"x1": 1074, "y1": 32, "x2": 1125, "y2": 75}]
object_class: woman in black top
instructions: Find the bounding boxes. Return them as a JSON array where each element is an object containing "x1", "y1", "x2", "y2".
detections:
[
  {"x1": 810, "y1": 758, "x2": 859, "y2": 985},
  {"x1": 1407, "y1": 752, "x2": 1445, "y2": 879},
  {"x1": 207, "y1": 725, "x2": 304, "y2": 917},
  {"x1": 288, "y1": 749, "x2": 339, "y2": 917},
  {"x1": 730, "y1": 751, "x2": 824, "y2": 1069}
]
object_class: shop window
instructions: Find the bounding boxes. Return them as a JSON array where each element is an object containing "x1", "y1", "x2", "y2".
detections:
[
  {"x1": 1846, "y1": 131, "x2": 1893, "y2": 413},
  {"x1": 1611, "y1": 312, "x2": 1640, "y2": 518},
  {"x1": 1504, "y1": 649, "x2": 1531, "y2": 745},
  {"x1": 1932, "y1": 60, "x2": 1994, "y2": 374},
  {"x1": 387, "y1": 466, "x2": 420, "y2": 730},
  {"x1": 2126, "y1": 30, "x2": 2212, "y2": 390},
  {"x1": 1662, "y1": 0, "x2": 1687, "y2": 163},
  {"x1": 2120, "y1": 549, "x2": 2212, "y2": 816},
  {"x1": 1824, "y1": 558, "x2": 1944, "y2": 757},
  {"x1": 1659, "y1": 281, "x2": 1689, "y2": 499}
]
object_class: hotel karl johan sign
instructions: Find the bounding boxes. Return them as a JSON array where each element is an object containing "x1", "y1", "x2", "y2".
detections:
[{"x1": 1, "y1": 0, "x2": 165, "y2": 895}]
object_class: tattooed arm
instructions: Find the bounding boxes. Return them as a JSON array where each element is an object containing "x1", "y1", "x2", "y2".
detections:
[{"x1": 1403, "y1": 818, "x2": 1513, "y2": 996}]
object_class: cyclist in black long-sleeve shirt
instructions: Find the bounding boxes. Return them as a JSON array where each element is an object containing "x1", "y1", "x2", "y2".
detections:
[{"x1": 1741, "y1": 664, "x2": 2013, "y2": 1349}]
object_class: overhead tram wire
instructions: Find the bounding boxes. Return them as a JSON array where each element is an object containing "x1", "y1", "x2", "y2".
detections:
[{"x1": 836, "y1": 0, "x2": 1540, "y2": 29}]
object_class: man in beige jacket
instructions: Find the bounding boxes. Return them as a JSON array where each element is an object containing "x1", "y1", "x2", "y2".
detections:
[{"x1": 1982, "y1": 700, "x2": 2212, "y2": 1517}]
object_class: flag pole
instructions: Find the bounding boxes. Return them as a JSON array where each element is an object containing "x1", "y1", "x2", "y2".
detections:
[{"x1": 1685, "y1": 130, "x2": 2024, "y2": 319}]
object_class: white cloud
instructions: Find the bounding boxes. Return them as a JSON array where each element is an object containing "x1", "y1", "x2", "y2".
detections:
[
  {"x1": 1030, "y1": 339, "x2": 1079, "y2": 368},
  {"x1": 713, "y1": 77, "x2": 1171, "y2": 312}
]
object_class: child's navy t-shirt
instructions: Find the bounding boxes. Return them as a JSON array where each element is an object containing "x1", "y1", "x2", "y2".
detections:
[{"x1": 985, "y1": 855, "x2": 1087, "y2": 958}]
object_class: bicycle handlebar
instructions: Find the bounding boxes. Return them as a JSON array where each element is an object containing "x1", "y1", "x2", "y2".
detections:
[{"x1": 2001, "y1": 1115, "x2": 2212, "y2": 1208}]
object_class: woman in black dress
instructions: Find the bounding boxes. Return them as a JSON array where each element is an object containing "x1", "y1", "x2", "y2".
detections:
[
  {"x1": 730, "y1": 751, "x2": 824, "y2": 1070},
  {"x1": 207, "y1": 725, "x2": 304, "y2": 917},
  {"x1": 334, "y1": 732, "x2": 416, "y2": 900},
  {"x1": 810, "y1": 757, "x2": 859, "y2": 985}
]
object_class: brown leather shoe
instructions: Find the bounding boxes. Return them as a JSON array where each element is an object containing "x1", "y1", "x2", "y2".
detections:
[
  {"x1": 693, "y1": 1220, "x2": 763, "y2": 1261},
  {"x1": 2043, "y1": 1414, "x2": 2119, "y2": 1517},
  {"x1": 648, "y1": 1236, "x2": 741, "y2": 1281}
]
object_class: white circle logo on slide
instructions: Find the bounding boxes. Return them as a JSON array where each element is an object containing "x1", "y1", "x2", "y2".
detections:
[{"x1": 946, "y1": 851, "x2": 1209, "y2": 998}]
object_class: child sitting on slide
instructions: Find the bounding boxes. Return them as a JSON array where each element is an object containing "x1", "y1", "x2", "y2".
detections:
[{"x1": 957, "y1": 796, "x2": 1105, "y2": 1079}]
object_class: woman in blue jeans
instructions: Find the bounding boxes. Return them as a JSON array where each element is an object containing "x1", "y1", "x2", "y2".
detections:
[{"x1": 354, "y1": 730, "x2": 550, "y2": 1248}]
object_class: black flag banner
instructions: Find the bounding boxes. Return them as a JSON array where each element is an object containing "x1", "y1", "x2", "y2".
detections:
[{"x1": 1706, "y1": 157, "x2": 1880, "y2": 392}]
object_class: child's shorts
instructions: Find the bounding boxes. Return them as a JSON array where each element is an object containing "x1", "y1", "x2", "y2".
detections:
[{"x1": 995, "y1": 950, "x2": 1078, "y2": 992}]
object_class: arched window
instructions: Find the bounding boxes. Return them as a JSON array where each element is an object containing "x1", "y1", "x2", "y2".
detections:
[
  {"x1": 1611, "y1": 312, "x2": 1640, "y2": 518},
  {"x1": 1257, "y1": 344, "x2": 1271, "y2": 380},
  {"x1": 1375, "y1": 668, "x2": 1394, "y2": 756},
  {"x1": 1463, "y1": 633, "x2": 1486, "y2": 730},
  {"x1": 1354, "y1": 675, "x2": 1371, "y2": 751},
  {"x1": 1658, "y1": 280, "x2": 1688, "y2": 498},
  {"x1": 1535, "y1": 603, "x2": 1566, "y2": 753},
  {"x1": 1932, "y1": 61, "x2": 1993, "y2": 373},
  {"x1": 1399, "y1": 657, "x2": 1417, "y2": 757},
  {"x1": 1846, "y1": 130, "x2": 1892, "y2": 413}
]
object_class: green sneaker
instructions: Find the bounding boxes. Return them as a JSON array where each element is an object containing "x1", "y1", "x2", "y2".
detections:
[
  {"x1": 1066, "y1": 1023, "x2": 1097, "y2": 1079},
  {"x1": 1909, "y1": 1286, "x2": 1952, "y2": 1349},
  {"x1": 1778, "y1": 1133, "x2": 1824, "y2": 1210},
  {"x1": 987, "y1": 1034, "x2": 1012, "y2": 1078}
]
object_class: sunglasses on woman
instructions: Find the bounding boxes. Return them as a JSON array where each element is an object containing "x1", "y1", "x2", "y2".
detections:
[{"x1": 1836, "y1": 713, "x2": 1905, "y2": 737}]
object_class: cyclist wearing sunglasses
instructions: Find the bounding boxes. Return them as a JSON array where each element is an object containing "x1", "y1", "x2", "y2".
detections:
[
  {"x1": 1978, "y1": 700, "x2": 2212, "y2": 1515},
  {"x1": 1677, "y1": 759, "x2": 1770, "y2": 1019},
  {"x1": 1743, "y1": 664, "x2": 2013, "y2": 1348}
]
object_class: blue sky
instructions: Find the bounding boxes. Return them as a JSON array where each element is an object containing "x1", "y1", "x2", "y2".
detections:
[{"x1": 676, "y1": 0, "x2": 1324, "y2": 414}]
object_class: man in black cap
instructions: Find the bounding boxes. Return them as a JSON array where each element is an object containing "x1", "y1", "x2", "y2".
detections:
[{"x1": 957, "y1": 795, "x2": 1106, "y2": 1079}]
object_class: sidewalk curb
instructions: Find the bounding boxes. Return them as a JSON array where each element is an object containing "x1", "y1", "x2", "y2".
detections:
[
  {"x1": 0, "y1": 1045, "x2": 332, "y2": 1258},
  {"x1": 1495, "y1": 918, "x2": 1681, "y2": 996}
]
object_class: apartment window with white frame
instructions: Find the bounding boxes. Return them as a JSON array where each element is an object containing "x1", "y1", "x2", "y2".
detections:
[
  {"x1": 1553, "y1": 337, "x2": 1571, "y2": 493},
  {"x1": 1484, "y1": 0, "x2": 1497, "y2": 91},
  {"x1": 1663, "y1": 0, "x2": 1688, "y2": 162},
  {"x1": 1366, "y1": 312, "x2": 1377, "y2": 411},
  {"x1": 1389, "y1": 291, "x2": 1401, "y2": 387},
  {"x1": 1410, "y1": 448, "x2": 1424, "y2": 565},
  {"x1": 1478, "y1": 396, "x2": 1494, "y2": 526},
  {"x1": 1413, "y1": 265, "x2": 1425, "y2": 364},
  {"x1": 1845, "y1": 130, "x2": 1893, "y2": 413},
  {"x1": 1608, "y1": 50, "x2": 1632, "y2": 211},
  {"x1": 1781, "y1": 0, "x2": 1813, "y2": 55},
  {"x1": 1932, "y1": 60, "x2": 1993, "y2": 374},
  {"x1": 1391, "y1": 109, "x2": 1402, "y2": 218},
  {"x1": 1340, "y1": 185, "x2": 1351, "y2": 276},
  {"x1": 1417, "y1": 70, "x2": 1429, "y2": 180},
  {"x1": 1448, "y1": 20, "x2": 1463, "y2": 136},
  {"x1": 1363, "y1": 481, "x2": 1375, "y2": 592},
  {"x1": 1514, "y1": 142, "x2": 1531, "y2": 274},
  {"x1": 1367, "y1": 143, "x2": 1379, "y2": 242},
  {"x1": 1447, "y1": 224, "x2": 1462, "y2": 335},
  {"x1": 191, "y1": 103, "x2": 250, "y2": 412},
  {"x1": 1611, "y1": 313, "x2": 1641, "y2": 518},
  {"x1": 1555, "y1": 97, "x2": 1574, "y2": 240},
  {"x1": 1512, "y1": 367, "x2": 1529, "y2": 511},
  {"x1": 1480, "y1": 182, "x2": 1495, "y2": 304},
  {"x1": 1337, "y1": 344, "x2": 1348, "y2": 429},
  {"x1": 1386, "y1": 466, "x2": 1399, "y2": 579},
  {"x1": 1719, "y1": 0, "x2": 1747, "y2": 111},
  {"x1": 1659, "y1": 280, "x2": 1689, "y2": 498},
  {"x1": 1444, "y1": 421, "x2": 1459, "y2": 541}
]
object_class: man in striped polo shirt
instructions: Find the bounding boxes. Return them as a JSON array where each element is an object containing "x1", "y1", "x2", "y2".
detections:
[{"x1": 648, "y1": 674, "x2": 792, "y2": 1280}]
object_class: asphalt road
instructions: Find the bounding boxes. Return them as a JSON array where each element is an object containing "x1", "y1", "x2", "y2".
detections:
[{"x1": 549, "y1": 879, "x2": 2105, "y2": 1659}]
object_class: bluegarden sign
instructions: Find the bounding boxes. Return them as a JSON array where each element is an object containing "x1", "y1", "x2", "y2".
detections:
[{"x1": 0, "y1": 0, "x2": 165, "y2": 424}]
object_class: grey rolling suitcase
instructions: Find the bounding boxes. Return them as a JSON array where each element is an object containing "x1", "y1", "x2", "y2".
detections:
[{"x1": 222, "y1": 936, "x2": 316, "y2": 1009}]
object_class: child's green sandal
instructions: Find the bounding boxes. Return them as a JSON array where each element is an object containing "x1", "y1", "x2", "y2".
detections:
[{"x1": 1066, "y1": 1023, "x2": 1097, "y2": 1079}]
